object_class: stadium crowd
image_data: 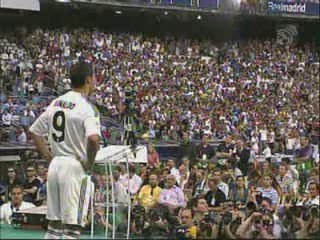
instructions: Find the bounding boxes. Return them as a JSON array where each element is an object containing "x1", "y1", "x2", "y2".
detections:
[{"x1": 0, "y1": 27, "x2": 319, "y2": 239}]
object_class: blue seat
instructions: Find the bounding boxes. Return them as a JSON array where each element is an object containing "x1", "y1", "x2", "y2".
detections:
[
  {"x1": 20, "y1": 116, "x2": 31, "y2": 127},
  {"x1": 8, "y1": 129, "x2": 17, "y2": 142},
  {"x1": 32, "y1": 96, "x2": 42, "y2": 104},
  {"x1": 1, "y1": 105, "x2": 9, "y2": 113},
  {"x1": 0, "y1": 94, "x2": 7, "y2": 103}
]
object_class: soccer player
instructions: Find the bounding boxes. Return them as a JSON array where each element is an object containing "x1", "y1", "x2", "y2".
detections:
[{"x1": 30, "y1": 62, "x2": 101, "y2": 239}]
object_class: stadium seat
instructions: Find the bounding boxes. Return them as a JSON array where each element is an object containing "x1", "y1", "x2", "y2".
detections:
[
  {"x1": 0, "y1": 94, "x2": 7, "y2": 103},
  {"x1": 32, "y1": 96, "x2": 42, "y2": 104},
  {"x1": 20, "y1": 116, "x2": 31, "y2": 127}
]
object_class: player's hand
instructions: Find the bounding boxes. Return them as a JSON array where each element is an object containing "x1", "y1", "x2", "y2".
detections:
[{"x1": 77, "y1": 156, "x2": 92, "y2": 175}]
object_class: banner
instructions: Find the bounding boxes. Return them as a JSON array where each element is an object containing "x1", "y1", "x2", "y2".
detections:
[
  {"x1": 0, "y1": 0, "x2": 40, "y2": 11},
  {"x1": 276, "y1": 24, "x2": 299, "y2": 45},
  {"x1": 267, "y1": 1, "x2": 320, "y2": 15}
]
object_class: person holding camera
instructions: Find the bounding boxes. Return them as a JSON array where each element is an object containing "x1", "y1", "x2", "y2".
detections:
[
  {"x1": 176, "y1": 208, "x2": 197, "y2": 239},
  {"x1": 235, "y1": 211, "x2": 276, "y2": 239}
]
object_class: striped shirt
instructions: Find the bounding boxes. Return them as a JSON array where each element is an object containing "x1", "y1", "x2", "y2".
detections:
[{"x1": 257, "y1": 187, "x2": 279, "y2": 206}]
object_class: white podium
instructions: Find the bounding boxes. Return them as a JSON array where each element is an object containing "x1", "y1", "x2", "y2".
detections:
[{"x1": 91, "y1": 145, "x2": 147, "y2": 239}]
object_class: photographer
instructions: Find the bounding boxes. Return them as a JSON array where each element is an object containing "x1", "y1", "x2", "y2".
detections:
[
  {"x1": 176, "y1": 208, "x2": 197, "y2": 239},
  {"x1": 235, "y1": 211, "x2": 275, "y2": 239},
  {"x1": 189, "y1": 197, "x2": 221, "y2": 238}
]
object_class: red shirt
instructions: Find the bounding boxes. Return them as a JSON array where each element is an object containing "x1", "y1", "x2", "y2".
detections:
[{"x1": 147, "y1": 151, "x2": 159, "y2": 167}]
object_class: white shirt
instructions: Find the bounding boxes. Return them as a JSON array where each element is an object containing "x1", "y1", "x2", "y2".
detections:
[
  {"x1": 119, "y1": 174, "x2": 142, "y2": 195},
  {"x1": 259, "y1": 129, "x2": 268, "y2": 141},
  {"x1": 262, "y1": 146, "x2": 272, "y2": 158},
  {"x1": 218, "y1": 181, "x2": 229, "y2": 198},
  {"x1": 0, "y1": 201, "x2": 35, "y2": 224},
  {"x1": 29, "y1": 91, "x2": 101, "y2": 161},
  {"x1": 18, "y1": 131, "x2": 27, "y2": 143},
  {"x1": 2, "y1": 113, "x2": 12, "y2": 125}
]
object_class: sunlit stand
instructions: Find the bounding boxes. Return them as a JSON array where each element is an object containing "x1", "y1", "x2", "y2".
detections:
[{"x1": 91, "y1": 145, "x2": 147, "y2": 239}]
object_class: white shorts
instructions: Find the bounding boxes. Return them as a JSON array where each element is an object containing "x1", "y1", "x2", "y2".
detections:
[{"x1": 46, "y1": 156, "x2": 94, "y2": 227}]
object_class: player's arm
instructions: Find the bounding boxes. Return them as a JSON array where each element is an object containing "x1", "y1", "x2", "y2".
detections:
[
  {"x1": 86, "y1": 134, "x2": 100, "y2": 174},
  {"x1": 83, "y1": 113, "x2": 101, "y2": 175},
  {"x1": 29, "y1": 110, "x2": 54, "y2": 163},
  {"x1": 30, "y1": 133, "x2": 53, "y2": 163}
]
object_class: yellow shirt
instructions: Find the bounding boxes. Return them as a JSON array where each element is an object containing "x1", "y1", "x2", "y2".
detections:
[
  {"x1": 188, "y1": 226, "x2": 197, "y2": 239},
  {"x1": 137, "y1": 185, "x2": 162, "y2": 208}
]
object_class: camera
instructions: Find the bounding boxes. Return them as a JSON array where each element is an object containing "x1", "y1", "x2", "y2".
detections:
[
  {"x1": 203, "y1": 211, "x2": 217, "y2": 224},
  {"x1": 124, "y1": 88, "x2": 137, "y2": 114},
  {"x1": 131, "y1": 205, "x2": 146, "y2": 231},
  {"x1": 176, "y1": 226, "x2": 191, "y2": 240},
  {"x1": 222, "y1": 212, "x2": 233, "y2": 225}
]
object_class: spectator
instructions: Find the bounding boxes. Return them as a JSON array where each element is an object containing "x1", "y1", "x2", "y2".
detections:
[
  {"x1": 158, "y1": 174, "x2": 186, "y2": 212},
  {"x1": 176, "y1": 208, "x2": 197, "y2": 239},
  {"x1": 137, "y1": 174, "x2": 162, "y2": 209},
  {"x1": 147, "y1": 144, "x2": 160, "y2": 167},
  {"x1": 3, "y1": 167, "x2": 21, "y2": 201},
  {"x1": 275, "y1": 163, "x2": 295, "y2": 198},
  {"x1": 212, "y1": 169, "x2": 229, "y2": 198},
  {"x1": 205, "y1": 178, "x2": 226, "y2": 210},
  {"x1": 0, "y1": 185, "x2": 35, "y2": 224},
  {"x1": 17, "y1": 127, "x2": 27, "y2": 144},
  {"x1": 257, "y1": 174, "x2": 279, "y2": 210},
  {"x1": 2, "y1": 109, "x2": 12, "y2": 127},
  {"x1": 22, "y1": 166, "x2": 41, "y2": 204},
  {"x1": 229, "y1": 175, "x2": 249, "y2": 206}
]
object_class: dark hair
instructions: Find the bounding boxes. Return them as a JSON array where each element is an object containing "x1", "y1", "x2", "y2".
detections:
[
  {"x1": 11, "y1": 185, "x2": 24, "y2": 192},
  {"x1": 70, "y1": 62, "x2": 94, "y2": 88},
  {"x1": 261, "y1": 197, "x2": 273, "y2": 206},
  {"x1": 180, "y1": 208, "x2": 194, "y2": 218}
]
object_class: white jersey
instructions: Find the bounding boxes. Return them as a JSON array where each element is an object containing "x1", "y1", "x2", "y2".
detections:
[{"x1": 30, "y1": 91, "x2": 101, "y2": 160}]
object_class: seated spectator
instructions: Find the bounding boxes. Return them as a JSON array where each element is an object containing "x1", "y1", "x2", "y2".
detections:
[
  {"x1": 36, "y1": 164, "x2": 47, "y2": 184},
  {"x1": 17, "y1": 127, "x2": 27, "y2": 144},
  {"x1": 2, "y1": 109, "x2": 12, "y2": 127},
  {"x1": 205, "y1": 178, "x2": 226, "y2": 211},
  {"x1": 137, "y1": 174, "x2": 162, "y2": 209},
  {"x1": 22, "y1": 166, "x2": 41, "y2": 204},
  {"x1": 3, "y1": 167, "x2": 21, "y2": 201},
  {"x1": 158, "y1": 174, "x2": 186, "y2": 212},
  {"x1": 0, "y1": 185, "x2": 35, "y2": 224}
]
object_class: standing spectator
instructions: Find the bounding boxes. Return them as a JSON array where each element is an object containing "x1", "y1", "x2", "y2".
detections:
[
  {"x1": 120, "y1": 164, "x2": 142, "y2": 196},
  {"x1": 147, "y1": 144, "x2": 160, "y2": 167},
  {"x1": 229, "y1": 175, "x2": 249, "y2": 206},
  {"x1": 22, "y1": 166, "x2": 41, "y2": 204},
  {"x1": 166, "y1": 159, "x2": 180, "y2": 180},
  {"x1": 193, "y1": 170, "x2": 206, "y2": 198},
  {"x1": 257, "y1": 174, "x2": 279, "y2": 210},
  {"x1": 205, "y1": 178, "x2": 226, "y2": 210},
  {"x1": 275, "y1": 163, "x2": 295, "y2": 198},
  {"x1": 0, "y1": 186, "x2": 35, "y2": 224},
  {"x1": 212, "y1": 169, "x2": 229, "y2": 198}
]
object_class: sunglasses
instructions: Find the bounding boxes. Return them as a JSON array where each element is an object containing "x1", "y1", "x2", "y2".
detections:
[
  {"x1": 27, "y1": 169, "x2": 35, "y2": 172},
  {"x1": 8, "y1": 170, "x2": 14, "y2": 173}
]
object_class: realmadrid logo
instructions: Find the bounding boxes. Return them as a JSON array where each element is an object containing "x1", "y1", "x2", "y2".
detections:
[{"x1": 277, "y1": 25, "x2": 298, "y2": 45}]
